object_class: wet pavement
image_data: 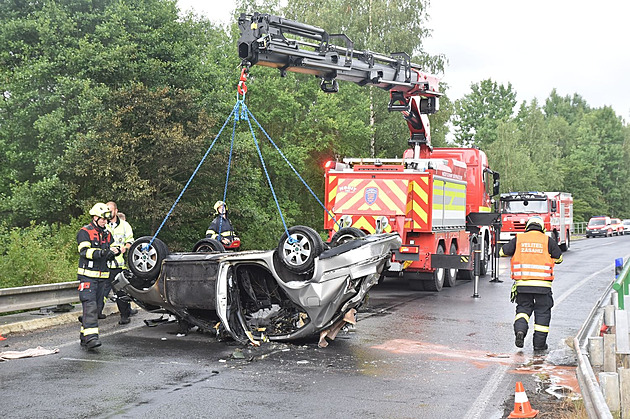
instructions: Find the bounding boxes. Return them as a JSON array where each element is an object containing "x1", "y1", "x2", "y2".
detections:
[{"x1": 0, "y1": 234, "x2": 627, "y2": 418}]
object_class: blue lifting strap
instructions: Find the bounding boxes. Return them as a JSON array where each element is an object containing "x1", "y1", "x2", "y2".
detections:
[{"x1": 147, "y1": 90, "x2": 340, "y2": 249}]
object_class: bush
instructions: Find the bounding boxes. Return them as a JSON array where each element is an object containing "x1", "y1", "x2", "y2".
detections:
[{"x1": 0, "y1": 218, "x2": 85, "y2": 288}]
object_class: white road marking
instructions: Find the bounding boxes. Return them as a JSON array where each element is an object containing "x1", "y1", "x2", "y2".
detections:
[{"x1": 463, "y1": 363, "x2": 510, "y2": 419}]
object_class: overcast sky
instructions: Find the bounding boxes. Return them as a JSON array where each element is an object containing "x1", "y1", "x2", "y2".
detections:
[{"x1": 178, "y1": 0, "x2": 630, "y2": 121}]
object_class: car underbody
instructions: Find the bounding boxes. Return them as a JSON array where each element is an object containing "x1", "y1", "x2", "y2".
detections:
[{"x1": 112, "y1": 228, "x2": 401, "y2": 347}]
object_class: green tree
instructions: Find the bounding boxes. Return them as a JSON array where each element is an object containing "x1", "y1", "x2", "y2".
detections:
[{"x1": 453, "y1": 79, "x2": 517, "y2": 147}]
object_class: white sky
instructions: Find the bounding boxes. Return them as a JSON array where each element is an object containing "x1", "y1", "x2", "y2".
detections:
[{"x1": 178, "y1": 0, "x2": 630, "y2": 121}]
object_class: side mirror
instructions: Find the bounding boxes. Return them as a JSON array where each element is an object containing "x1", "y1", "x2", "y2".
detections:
[
  {"x1": 492, "y1": 172, "x2": 500, "y2": 196},
  {"x1": 550, "y1": 201, "x2": 557, "y2": 213}
]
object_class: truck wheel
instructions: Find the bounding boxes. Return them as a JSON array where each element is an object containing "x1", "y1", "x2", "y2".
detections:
[
  {"x1": 424, "y1": 245, "x2": 445, "y2": 292},
  {"x1": 192, "y1": 238, "x2": 225, "y2": 253},
  {"x1": 559, "y1": 231, "x2": 570, "y2": 252},
  {"x1": 128, "y1": 236, "x2": 169, "y2": 281},
  {"x1": 479, "y1": 238, "x2": 489, "y2": 277},
  {"x1": 329, "y1": 227, "x2": 366, "y2": 247},
  {"x1": 444, "y1": 243, "x2": 458, "y2": 287},
  {"x1": 277, "y1": 225, "x2": 324, "y2": 274}
]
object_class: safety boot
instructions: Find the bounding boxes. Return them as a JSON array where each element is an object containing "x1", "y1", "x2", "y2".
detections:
[
  {"x1": 118, "y1": 317, "x2": 130, "y2": 325},
  {"x1": 85, "y1": 335, "x2": 102, "y2": 350},
  {"x1": 80, "y1": 334, "x2": 86, "y2": 347},
  {"x1": 515, "y1": 331, "x2": 525, "y2": 348},
  {"x1": 533, "y1": 343, "x2": 548, "y2": 352}
]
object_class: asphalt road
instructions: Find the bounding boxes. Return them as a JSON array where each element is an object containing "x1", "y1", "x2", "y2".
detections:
[{"x1": 0, "y1": 234, "x2": 627, "y2": 418}]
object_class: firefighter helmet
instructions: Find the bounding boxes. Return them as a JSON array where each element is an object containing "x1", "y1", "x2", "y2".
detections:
[
  {"x1": 525, "y1": 216, "x2": 545, "y2": 232},
  {"x1": 89, "y1": 202, "x2": 112, "y2": 220},
  {"x1": 213, "y1": 201, "x2": 227, "y2": 214}
]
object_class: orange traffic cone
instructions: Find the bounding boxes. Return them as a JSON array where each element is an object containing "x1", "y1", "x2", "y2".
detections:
[{"x1": 508, "y1": 381, "x2": 539, "y2": 418}]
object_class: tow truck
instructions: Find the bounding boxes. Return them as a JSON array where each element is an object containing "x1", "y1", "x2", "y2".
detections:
[{"x1": 237, "y1": 12, "x2": 501, "y2": 291}]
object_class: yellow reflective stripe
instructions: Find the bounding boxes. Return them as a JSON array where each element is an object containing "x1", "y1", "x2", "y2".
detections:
[
  {"x1": 515, "y1": 313, "x2": 530, "y2": 323},
  {"x1": 82, "y1": 328, "x2": 99, "y2": 335},
  {"x1": 77, "y1": 268, "x2": 109, "y2": 279},
  {"x1": 220, "y1": 231, "x2": 232, "y2": 237},
  {"x1": 86, "y1": 248, "x2": 97, "y2": 259},
  {"x1": 479, "y1": 206, "x2": 491, "y2": 212},
  {"x1": 534, "y1": 324, "x2": 549, "y2": 333},
  {"x1": 78, "y1": 241, "x2": 91, "y2": 252},
  {"x1": 515, "y1": 280, "x2": 553, "y2": 288}
]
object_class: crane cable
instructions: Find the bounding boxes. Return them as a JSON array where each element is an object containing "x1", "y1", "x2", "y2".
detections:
[{"x1": 146, "y1": 68, "x2": 339, "y2": 249}]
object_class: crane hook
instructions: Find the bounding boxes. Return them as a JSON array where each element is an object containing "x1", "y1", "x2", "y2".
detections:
[{"x1": 237, "y1": 67, "x2": 248, "y2": 96}]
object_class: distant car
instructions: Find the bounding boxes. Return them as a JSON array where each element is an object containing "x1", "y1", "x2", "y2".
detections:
[
  {"x1": 112, "y1": 226, "x2": 401, "y2": 346},
  {"x1": 611, "y1": 218, "x2": 624, "y2": 236},
  {"x1": 623, "y1": 219, "x2": 630, "y2": 233},
  {"x1": 585, "y1": 216, "x2": 612, "y2": 238}
]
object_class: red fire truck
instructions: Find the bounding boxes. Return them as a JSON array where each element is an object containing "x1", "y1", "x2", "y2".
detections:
[
  {"x1": 238, "y1": 13, "x2": 501, "y2": 291},
  {"x1": 499, "y1": 192, "x2": 573, "y2": 251}
]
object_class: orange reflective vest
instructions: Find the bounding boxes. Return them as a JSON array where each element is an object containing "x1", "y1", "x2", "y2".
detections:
[{"x1": 510, "y1": 231, "x2": 554, "y2": 286}]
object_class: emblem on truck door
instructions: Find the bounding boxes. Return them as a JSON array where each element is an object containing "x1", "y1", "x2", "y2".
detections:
[{"x1": 365, "y1": 187, "x2": 378, "y2": 205}]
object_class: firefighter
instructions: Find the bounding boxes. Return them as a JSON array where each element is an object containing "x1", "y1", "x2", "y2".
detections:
[
  {"x1": 105, "y1": 201, "x2": 135, "y2": 325},
  {"x1": 77, "y1": 202, "x2": 120, "y2": 350},
  {"x1": 206, "y1": 201, "x2": 237, "y2": 246},
  {"x1": 500, "y1": 216, "x2": 563, "y2": 352}
]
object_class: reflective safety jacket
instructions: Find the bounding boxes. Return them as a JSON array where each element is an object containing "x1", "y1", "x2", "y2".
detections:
[
  {"x1": 509, "y1": 230, "x2": 558, "y2": 291},
  {"x1": 106, "y1": 218, "x2": 134, "y2": 269},
  {"x1": 206, "y1": 215, "x2": 235, "y2": 241},
  {"x1": 77, "y1": 221, "x2": 113, "y2": 280}
]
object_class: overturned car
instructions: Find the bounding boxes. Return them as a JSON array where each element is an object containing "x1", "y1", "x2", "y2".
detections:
[{"x1": 112, "y1": 226, "x2": 401, "y2": 347}]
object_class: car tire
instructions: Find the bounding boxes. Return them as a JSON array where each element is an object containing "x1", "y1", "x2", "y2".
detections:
[
  {"x1": 329, "y1": 227, "x2": 366, "y2": 247},
  {"x1": 444, "y1": 242, "x2": 458, "y2": 287},
  {"x1": 277, "y1": 226, "x2": 324, "y2": 274},
  {"x1": 128, "y1": 236, "x2": 169, "y2": 281},
  {"x1": 192, "y1": 238, "x2": 226, "y2": 253},
  {"x1": 424, "y1": 245, "x2": 445, "y2": 292}
]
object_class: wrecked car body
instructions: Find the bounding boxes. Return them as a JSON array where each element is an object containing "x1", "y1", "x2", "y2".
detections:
[{"x1": 112, "y1": 226, "x2": 401, "y2": 346}]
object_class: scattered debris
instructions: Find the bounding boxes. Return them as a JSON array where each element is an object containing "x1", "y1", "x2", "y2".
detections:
[{"x1": 0, "y1": 346, "x2": 59, "y2": 361}]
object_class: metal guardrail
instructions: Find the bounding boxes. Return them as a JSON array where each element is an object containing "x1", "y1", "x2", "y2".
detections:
[
  {"x1": 574, "y1": 278, "x2": 615, "y2": 419},
  {"x1": 0, "y1": 281, "x2": 79, "y2": 314},
  {"x1": 574, "y1": 221, "x2": 587, "y2": 235}
]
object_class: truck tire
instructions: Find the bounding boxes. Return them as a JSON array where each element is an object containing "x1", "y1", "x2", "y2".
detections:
[
  {"x1": 424, "y1": 245, "x2": 445, "y2": 292},
  {"x1": 277, "y1": 225, "x2": 324, "y2": 274},
  {"x1": 559, "y1": 231, "x2": 570, "y2": 252},
  {"x1": 329, "y1": 227, "x2": 366, "y2": 247},
  {"x1": 128, "y1": 236, "x2": 169, "y2": 281},
  {"x1": 444, "y1": 243, "x2": 458, "y2": 287},
  {"x1": 479, "y1": 238, "x2": 489, "y2": 277}
]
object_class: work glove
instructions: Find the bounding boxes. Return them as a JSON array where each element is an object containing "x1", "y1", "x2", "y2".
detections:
[
  {"x1": 510, "y1": 282, "x2": 517, "y2": 303},
  {"x1": 103, "y1": 250, "x2": 116, "y2": 261}
]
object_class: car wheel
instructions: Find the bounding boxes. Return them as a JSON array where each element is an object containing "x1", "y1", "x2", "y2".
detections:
[
  {"x1": 192, "y1": 238, "x2": 225, "y2": 253},
  {"x1": 424, "y1": 245, "x2": 445, "y2": 292},
  {"x1": 277, "y1": 226, "x2": 324, "y2": 273},
  {"x1": 329, "y1": 227, "x2": 366, "y2": 246},
  {"x1": 128, "y1": 236, "x2": 169, "y2": 281},
  {"x1": 444, "y1": 243, "x2": 458, "y2": 287}
]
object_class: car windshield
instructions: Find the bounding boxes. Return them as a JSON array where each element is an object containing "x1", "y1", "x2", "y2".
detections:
[
  {"x1": 589, "y1": 219, "x2": 606, "y2": 226},
  {"x1": 501, "y1": 199, "x2": 547, "y2": 214}
]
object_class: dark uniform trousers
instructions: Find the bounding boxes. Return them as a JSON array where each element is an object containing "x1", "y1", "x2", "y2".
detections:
[
  {"x1": 109, "y1": 268, "x2": 131, "y2": 319},
  {"x1": 514, "y1": 291, "x2": 554, "y2": 348},
  {"x1": 79, "y1": 276, "x2": 107, "y2": 340}
]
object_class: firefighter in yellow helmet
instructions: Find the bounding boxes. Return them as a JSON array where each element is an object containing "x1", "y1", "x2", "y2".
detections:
[
  {"x1": 500, "y1": 216, "x2": 563, "y2": 352},
  {"x1": 77, "y1": 203, "x2": 120, "y2": 350},
  {"x1": 206, "y1": 201, "x2": 238, "y2": 247}
]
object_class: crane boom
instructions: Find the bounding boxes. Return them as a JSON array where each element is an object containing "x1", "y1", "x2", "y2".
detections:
[{"x1": 237, "y1": 12, "x2": 441, "y2": 156}]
